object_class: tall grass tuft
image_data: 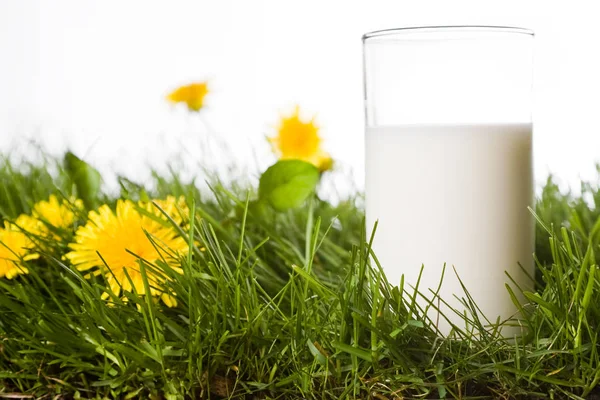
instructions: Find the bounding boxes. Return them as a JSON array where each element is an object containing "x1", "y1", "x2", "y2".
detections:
[{"x1": 0, "y1": 154, "x2": 599, "y2": 399}]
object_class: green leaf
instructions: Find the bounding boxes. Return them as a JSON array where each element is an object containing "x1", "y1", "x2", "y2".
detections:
[
  {"x1": 64, "y1": 151, "x2": 101, "y2": 209},
  {"x1": 258, "y1": 160, "x2": 320, "y2": 211}
]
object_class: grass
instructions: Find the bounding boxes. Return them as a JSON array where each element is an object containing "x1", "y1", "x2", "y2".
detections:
[{"x1": 0, "y1": 153, "x2": 599, "y2": 399}]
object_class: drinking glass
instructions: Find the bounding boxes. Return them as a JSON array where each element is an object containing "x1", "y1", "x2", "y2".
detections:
[{"x1": 363, "y1": 26, "x2": 534, "y2": 334}]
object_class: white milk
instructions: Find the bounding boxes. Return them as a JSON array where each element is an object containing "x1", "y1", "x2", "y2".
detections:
[{"x1": 366, "y1": 124, "x2": 534, "y2": 334}]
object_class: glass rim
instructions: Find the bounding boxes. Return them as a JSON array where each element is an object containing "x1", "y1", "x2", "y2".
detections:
[{"x1": 362, "y1": 25, "x2": 534, "y2": 42}]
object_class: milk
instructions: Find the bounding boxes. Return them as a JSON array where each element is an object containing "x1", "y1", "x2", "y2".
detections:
[{"x1": 365, "y1": 124, "x2": 534, "y2": 334}]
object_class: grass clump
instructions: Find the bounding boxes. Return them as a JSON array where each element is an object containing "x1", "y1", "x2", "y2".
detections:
[{"x1": 0, "y1": 153, "x2": 599, "y2": 399}]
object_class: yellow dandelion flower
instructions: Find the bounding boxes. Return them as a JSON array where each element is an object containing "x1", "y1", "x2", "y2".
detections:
[
  {"x1": 268, "y1": 106, "x2": 333, "y2": 172},
  {"x1": 0, "y1": 221, "x2": 39, "y2": 279},
  {"x1": 20, "y1": 196, "x2": 83, "y2": 238},
  {"x1": 166, "y1": 82, "x2": 209, "y2": 112},
  {"x1": 65, "y1": 199, "x2": 189, "y2": 306},
  {"x1": 33, "y1": 195, "x2": 82, "y2": 229},
  {"x1": 144, "y1": 196, "x2": 189, "y2": 226},
  {"x1": 12, "y1": 214, "x2": 41, "y2": 236}
]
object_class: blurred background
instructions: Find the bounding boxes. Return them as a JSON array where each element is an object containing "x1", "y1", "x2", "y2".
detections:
[{"x1": 0, "y1": 0, "x2": 598, "y2": 196}]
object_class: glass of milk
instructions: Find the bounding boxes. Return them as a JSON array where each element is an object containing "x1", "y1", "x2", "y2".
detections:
[{"x1": 363, "y1": 26, "x2": 534, "y2": 335}]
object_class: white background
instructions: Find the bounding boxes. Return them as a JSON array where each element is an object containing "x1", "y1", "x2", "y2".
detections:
[{"x1": 1, "y1": 1, "x2": 599, "y2": 195}]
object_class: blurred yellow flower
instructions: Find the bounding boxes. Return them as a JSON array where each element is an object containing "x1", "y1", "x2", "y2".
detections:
[
  {"x1": 0, "y1": 219, "x2": 39, "y2": 279},
  {"x1": 65, "y1": 199, "x2": 189, "y2": 307},
  {"x1": 149, "y1": 196, "x2": 189, "y2": 226},
  {"x1": 166, "y1": 82, "x2": 209, "y2": 112},
  {"x1": 20, "y1": 196, "x2": 83, "y2": 238},
  {"x1": 317, "y1": 154, "x2": 334, "y2": 173},
  {"x1": 269, "y1": 106, "x2": 333, "y2": 172}
]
